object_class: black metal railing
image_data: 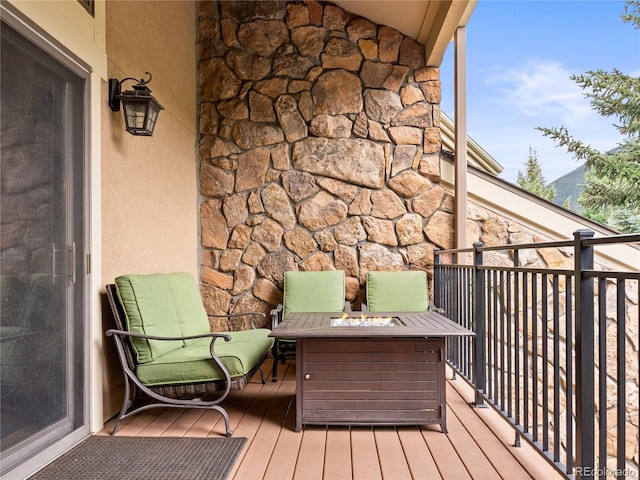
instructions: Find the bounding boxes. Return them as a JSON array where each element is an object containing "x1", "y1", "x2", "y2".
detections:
[{"x1": 434, "y1": 230, "x2": 640, "y2": 479}]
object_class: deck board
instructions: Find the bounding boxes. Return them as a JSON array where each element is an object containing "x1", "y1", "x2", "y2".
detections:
[
  {"x1": 444, "y1": 399, "x2": 501, "y2": 478},
  {"x1": 262, "y1": 409, "x2": 302, "y2": 480},
  {"x1": 99, "y1": 358, "x2": 565, "y2": 480},
  {"x1": 422, "y1": 426, "x2": 472, "y2": 479},
  {"x1": 397, "y1": 427, "x2": 443, "y2": 479},
  {"x1": 160, "y1": 408, "x2": 205, "y2": 436},
  {"x1": 351, "y1": 427, "x2": 383, "y2": 480},
  {"x1": 184, "y1": 408, "x2": 223, "y2": 437},
  {"x1": 138, "y1": 408, "x2": 183, "y2": 436},
  {"x1": 445, "y1": 382, "x2": 531, "y2": 479},
  {"x1": 293, "y1": 427, "x2": 326, "y2": 480},
  {"x1": 234, "y1": 365, "x2": 296, "y2": 480},
  {"x1": 324, "y1": 427, "x2": 352, "y2": 479},
  {"x1": 376, "y1": 427, "x2": 415, "y2": 479},
  {"x1": 262, "y1": 376, "x2": 302, "y2": 480}
]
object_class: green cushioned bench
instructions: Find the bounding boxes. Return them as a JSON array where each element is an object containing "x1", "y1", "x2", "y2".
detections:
[{"x1": 105, "y1": 272, "x2": 274, "y2": 437}]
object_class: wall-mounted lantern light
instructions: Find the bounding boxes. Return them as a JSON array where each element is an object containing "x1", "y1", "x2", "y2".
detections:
[{"x1": 108, "y1": 72, "x2": 164, "y2": 136}]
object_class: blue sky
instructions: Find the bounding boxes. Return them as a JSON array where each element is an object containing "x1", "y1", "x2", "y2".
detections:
[{"x1": 440, "y1": 0, "x2": 640, "y2": 183}]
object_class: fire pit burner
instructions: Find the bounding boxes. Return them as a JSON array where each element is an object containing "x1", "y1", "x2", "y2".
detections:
[{"x1": 330, "y1": 316, "x2": 404, "y2": 327}]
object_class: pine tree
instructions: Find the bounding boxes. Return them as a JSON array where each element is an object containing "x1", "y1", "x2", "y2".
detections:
[
  {"x1": 537, "y1": 0, "x2": 640, "y2": 233},
  {"x1": 516, "y1": 147, "x2": 557, "y2": 202}
]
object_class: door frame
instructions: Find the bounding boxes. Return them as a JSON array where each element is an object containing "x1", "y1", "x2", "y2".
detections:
[{"x1": 0, "y1": 4, "x2": 96, "y2": 479}]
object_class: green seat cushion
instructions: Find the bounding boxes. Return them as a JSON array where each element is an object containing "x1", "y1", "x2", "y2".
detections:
[
  {"x1": 115, "y1": 273, "x2": 210, "y2": 364},
  {"x1": 366, "y1": 271, "x2": 429, "y2": 312},
  {"x1": 136, "y1": 329, "x2": 274, "y2": 386},
  {"x1": 283, "y1": 270, "x2": 346, "y2": 318}
]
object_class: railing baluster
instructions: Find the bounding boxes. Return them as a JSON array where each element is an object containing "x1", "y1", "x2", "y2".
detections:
[
  {"x1": 523, "y1": 270, "x2": 529, "y2": 434},
  {"x1": 466, "y1": 266, "x2": 472, "y2": 379},
  {"x1": 598, "y1": 279, "x2": 607, "y2": 475},
  {"x1": 434, "y1": 248, "x2": 441, "y2": 307},
  {"x1": 566, "y1": 275, "x2": 574, "y2": 475},
  {"x1": 466, "y1": 266, "x2": 470, "y2": 377},
  {"x1": 447, "y1": 265, "x2": 452, "y2": 314},
  {"x1": 514, "y1": 251, "x2": 521, "y2": 431},
  {"x1": 507, "y1": 268, "x2": 513, "y2": 419},
  {"x1": 443, "y1": 264, "x2": 448, "y2": 312},
  {"x1": 488, "y1": 271, "x2": 493, "y2": 400},
  {"x1": 493, "y1": 270, "x2": 499, "y2": 404},
  {"x1": 553, "y1": 274, "x2": 560, "y2": 463},
  {"x1": 616, "y1": 279, "x2": 626, "y2": 474},
  {"x1": 542, "y1": 273, "x2": 549, "y2": 453},
  {"x1": 500, "y1": 270, "x2": 506, "y2": 412},
  {"x1": 451, "y1": 265, "x2": 459, "y2": 378},
  {"x1": 487, "y1": 271, "x2": 496, "y2": 400},
  {"x1": 468, "y1": 266, "x2": 472, "y2": 378},
  {"x1": 532, "y1": 271, "x2": 539, "y2": 443}
]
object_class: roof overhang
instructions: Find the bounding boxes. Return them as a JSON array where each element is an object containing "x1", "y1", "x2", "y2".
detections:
[
  {"x1": 331, "y1": 0, "x2": 477, "y2": 66},
  {"x1": 440, "y1": 112, "x2": 504, "y2": 176}
]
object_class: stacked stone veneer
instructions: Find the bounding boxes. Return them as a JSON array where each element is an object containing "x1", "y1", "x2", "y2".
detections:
[
  {"x1": 197, "y1": 0, "x2": 638, "y2": 470},
  {"x1": 198, "y1": 0, "x2": 452, "y2": 323}
]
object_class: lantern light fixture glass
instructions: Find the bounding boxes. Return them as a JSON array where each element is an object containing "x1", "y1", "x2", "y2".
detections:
[{"x1": 108, "y1": 72, "x2": 164, "y2": 136}]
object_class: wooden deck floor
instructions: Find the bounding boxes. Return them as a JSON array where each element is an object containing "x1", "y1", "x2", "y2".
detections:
[{"x1": 99, "y1": 359, "x2": 563, "y2": 480}]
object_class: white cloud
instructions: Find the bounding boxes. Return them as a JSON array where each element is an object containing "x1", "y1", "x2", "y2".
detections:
[
  {"x1": 466, "y1": 119, "x2": 584, "y2": 183},
  {"x1": 484, "y1": 59, "x2": 594, "y2": 125}
]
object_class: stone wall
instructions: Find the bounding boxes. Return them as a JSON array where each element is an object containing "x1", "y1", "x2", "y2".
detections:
[
  {"x1": 198, "y1": 0, "x2": 452, "y2": 326},
  {"x1": 197, "y1": 0, "x2": 638, "y2": 470}
]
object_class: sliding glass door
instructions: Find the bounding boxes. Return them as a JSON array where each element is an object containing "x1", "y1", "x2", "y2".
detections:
[{"x1": 0, "y1": 14, "x2": 88, "y2": 476}]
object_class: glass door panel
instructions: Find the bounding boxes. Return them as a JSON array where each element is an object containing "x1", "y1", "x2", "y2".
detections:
[{"x1": 0, "y1": 18, "x2": 86, "y2": 475}]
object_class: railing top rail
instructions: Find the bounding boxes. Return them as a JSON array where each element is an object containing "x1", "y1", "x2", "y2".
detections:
[
  {"x1": 477, "y1": 266, "x2": 574, "y2": 276},
  {"x1": 434, "y1": 247, "x2": 474, "y2": 255},
  {"x1": 585, "y1": 269, "x2": 640, "y2": 280},
  {"x1": 437, "y1": 264, "x2": 640, "y2": 278},
  {"x1": 478, "y1": 240, "x2": 574, "y2": 253},
  {"x1": 434, "y1": 231, "x2": 639, "y2": 259},
  {"x1": 582, "y1": 232, "x2": 640, "y2": 247},
  {"x1": 434, "y1": 240, "x2": 574, "y2": 256}
]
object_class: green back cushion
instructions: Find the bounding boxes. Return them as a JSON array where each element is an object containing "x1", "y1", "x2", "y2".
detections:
[
  {"x1": 283, "y1": 270, "x2": 346, "y2": 318},
  {"x1": 167, "y1": 274, "x2": 211, "y2": 339},
  {"x1": 115, "y1": 273, "x2": 210, "y2": 363},
  {"x1": 366, "y1": 271, "x2": 429, "y2": 312}
]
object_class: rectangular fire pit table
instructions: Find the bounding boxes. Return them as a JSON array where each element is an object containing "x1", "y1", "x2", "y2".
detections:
[{"x1": 270, "y1": 311, "x2": 474, "y2": 433}]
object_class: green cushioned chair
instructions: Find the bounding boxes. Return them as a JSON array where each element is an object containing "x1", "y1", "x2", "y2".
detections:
[
  {"x1": 365, "y1": 270, "x2": 431, "y2": 312},
  {"x1": 271, "y1": 270, "x2": 348, "y2": 381},
  {"x1": 105, "y1": 272, "x2": 274, "y2": 436}
]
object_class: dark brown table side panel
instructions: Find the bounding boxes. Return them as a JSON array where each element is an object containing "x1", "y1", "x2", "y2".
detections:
[{"x1": 298, "y1": 337, "x2": 446, "y2": 431}]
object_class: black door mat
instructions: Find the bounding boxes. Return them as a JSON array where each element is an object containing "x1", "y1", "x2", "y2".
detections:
[{"x1": 29, "y1": 435, "x2": 247, "y2": 480}]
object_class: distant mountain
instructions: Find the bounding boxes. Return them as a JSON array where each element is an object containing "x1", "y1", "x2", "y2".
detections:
[{"x1": 551, "y1": 164, "x2": 586, "y2": 213}]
